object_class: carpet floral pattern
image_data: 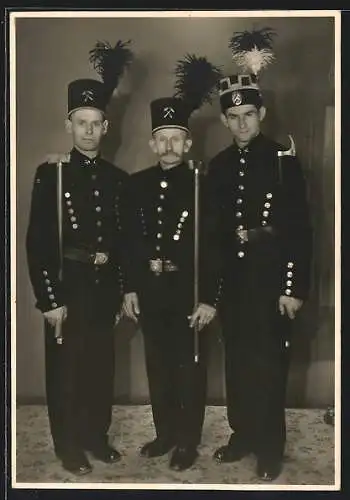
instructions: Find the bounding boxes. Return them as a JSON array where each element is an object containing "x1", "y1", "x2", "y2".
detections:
[{"x1": 15, "y1": 405, "x2": 335, "y2": 486}]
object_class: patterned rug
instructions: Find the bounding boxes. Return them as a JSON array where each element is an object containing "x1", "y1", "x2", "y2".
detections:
[{"x1": 14, "y1": 405, "x2": 336, "y2": 487}]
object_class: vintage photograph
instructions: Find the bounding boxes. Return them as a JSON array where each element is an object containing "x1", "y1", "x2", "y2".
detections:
[{"x1": 10, "y1": 9, "x2": 340, "y2": 489}]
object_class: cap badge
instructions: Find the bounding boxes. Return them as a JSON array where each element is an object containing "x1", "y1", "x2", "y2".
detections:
[
  {"x1": 82, "y1": 90, "x2": 94, "y2": 103},
  {"x1": 163, "y1": 106, "x2": 175, "y2": 119},
  {"x1": 232, "y1": 92, "x2": 243, "y2": 106}
]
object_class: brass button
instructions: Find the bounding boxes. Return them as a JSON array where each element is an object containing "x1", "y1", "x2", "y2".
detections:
[
  {"x1": 287, "y1": 271, "x2": 293, "y2": 278},
  {"x1": 239, "y1": 171, "x2": 244, "y2": 177},
  {"x1": 157, "y1": 233, "x2": 162, "y2": 239},
  {"x1": 287, "y1": 262, "x2": 294, "y2": 269},
  {"x1": 263, "y1": 210, "x2": 269, "y2": 217},
  {"x1": 94, "y1": 190, "x2": 100, "y2": 196},
  {"x1": 64, "y1": 192, "x2": 71, "y2": 198},
  {"x1": 286, "y1": 280, "x2": 293, "y2": 286},
  {"x1": 42, "y1": 270, "x2": 48, "y2": 276},
  {"x1": 48, "y1": 294, "x2": 55, "y2": 300},
  {"x1": 264, "y1": 202, "x2": 271, "y2": 208},
  {"x1": 96, "y1": 220, "x2": 102, "y2": 226},
  {"x1": 266, "y1": 193, "x2": 273, "y2": 199},
  {"x1": 52, "y1": 302, "x2": 58, "y2": 308},
  {"x1": 236, "y1": 212, "x2": 242, "y2": 218},
  {"x1": 70, "y1": 216, "x2": 76, "y2": 222},
  {"x1": 45, "y1": 279, "x2": 51, "y2": 285},
  {"x1": 156, "y1": 245, "x2": 161, "y2": 251},
  {"x1": 157, "y1": 206, "x2": 163, "y2": 213},
  {"x1": 285, "y1": 289, "x2": 292, "y2": 296},
  {"x1": 160, "y1": 180, "x2": 168, "y2": 188},
  {"x1": 97, "y1": 236, "x2": 103, "y2": 242},
  {"x1": 182, "y1": 210, "x2": 189, "y2": 217},
  {"x1": 240, "y1": 158, "x2": 246, "y2": 164},
  {"x1": 95, "y1": 206, "x2": 102, "y2": 212},
  {"x1": 173, "y1": 234, "x2": 180, "y2": 241},
  {"x1": 72, "y1": 223, "x2": 78, "y2": 229},
  {"x1": 68, "y1": 208, "x2": 74, "y2": 214},
  {"x1": 238, "y1": 185, "x2": 244, "y2": 191},
  {"x1": 236, "y1": 198, "x2": 243, "y2": 204},
  {"x1": 237, "y1": 251, "x2": 245, "y2": 258}
]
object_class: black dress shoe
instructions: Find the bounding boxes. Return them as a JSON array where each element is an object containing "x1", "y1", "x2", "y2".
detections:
[
  {"x1": 213, "y1": 442, "x2": 249, "y2": 463},
  {"x1": 140, "y1": 437, "x2": 175, "y2": 458},
  {"x1": 61, "y1": 453, "x2": 93, "y2": 476},
  {"x1": 256, "y1": 458, "x2": 282, "y2": 481},
  {"x1": 169, "y1": 446, "x2": 198, "y2": 471},
  {"x1": 89, "y1": 445, "x2": 122, "y2": 463}
]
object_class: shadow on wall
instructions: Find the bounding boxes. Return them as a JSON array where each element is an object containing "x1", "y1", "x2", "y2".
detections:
[{"x1": 101, "y1": 57, "x2": 149, "y2": 163}]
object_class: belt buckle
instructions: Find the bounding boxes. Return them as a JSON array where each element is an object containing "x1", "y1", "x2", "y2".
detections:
[
  {"x1": 94, "y1": 252, "x2": 109, "y2": 265},
  {"x1": 164, "y1": 260, "x2": 177, "y2": 272},
  {"x1": 150, "y1": 258, "x2": 163, "y2": 275}
]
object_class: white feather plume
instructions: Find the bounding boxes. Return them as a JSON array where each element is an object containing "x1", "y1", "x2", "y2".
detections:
[{"x1": 232, "y1": 46, "x2": 275, "y2": 76}]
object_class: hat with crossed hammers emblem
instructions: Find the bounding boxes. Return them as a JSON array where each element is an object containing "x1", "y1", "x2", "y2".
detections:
[
  {"x1": 68, "y1": 79, "x2": 108, "y2": 117},
  {"x1": 150, "y1": 97, "x2": 190, "y2": 134},
  {"x1": 151, "y1": 54, "x2": 222, "y2": 134}
]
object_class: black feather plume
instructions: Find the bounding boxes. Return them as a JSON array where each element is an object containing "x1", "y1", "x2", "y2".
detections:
[
  {"x1": 173, "y1": 54, "x2": 223, "y2": 112},
  {"x1": 229, "y1": 27, "x2": 277, "y2": 52},
  {"x1": 89, "y1": 40, "x2": 134, "y2": 100}
]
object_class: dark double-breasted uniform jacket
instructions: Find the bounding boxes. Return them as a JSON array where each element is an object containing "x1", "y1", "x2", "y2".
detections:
[
  {"x1": 26, "y1": 147, "x2": 128, "y2": 458},
  {"x1": 27, "y1": 147, "x2": 127, "y2": 314},
  {"x1": 121, "y1": 161, "x2": 222, "y2": 447},
  {"x1": 122, "y1": 161, "x2": 222, "y2": 311},
  {"x1": 207, "y1": 132, "x2": 313, "y2": 461}
]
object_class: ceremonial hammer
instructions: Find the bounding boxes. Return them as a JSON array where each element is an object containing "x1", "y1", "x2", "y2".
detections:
[{"x1": 277, "y1": 135, "x2": 296, "y2": 184}]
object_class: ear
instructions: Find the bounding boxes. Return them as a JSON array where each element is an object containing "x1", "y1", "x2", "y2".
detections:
[
  {"x1": 149, "y1": 137, "x2": 158, "y2": 154},
  {"x1": 259, "y1": 106, "x2": 266, "y2": 122},
  {"x1": 65, "y1": 119, "x2": 72, "y2": 134},
  {"x1": 220, "y1": 113, "x2": 229, "y2": 128},
  {"x1": 184, "y1": 136, "x2": 193, "y2": 153},
  {"x1": 102, "y1": 119, "x2": 109, "y2": 135}
]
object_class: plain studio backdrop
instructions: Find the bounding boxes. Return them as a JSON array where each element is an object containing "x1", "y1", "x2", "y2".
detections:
[{"x1": 14, "y1": 14, "x2": 335, "y2": 408}]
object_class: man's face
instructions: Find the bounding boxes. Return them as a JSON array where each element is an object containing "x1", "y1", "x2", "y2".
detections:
[
  {"x1": 221, "y1": 104, "x2": 266, "y2": 148},
  {"x1": 65, "y1": 108, "x2": 108, "y2": 153},
  {"x1": 149, "y1": 127, "x2": 192, "y2": 169}
]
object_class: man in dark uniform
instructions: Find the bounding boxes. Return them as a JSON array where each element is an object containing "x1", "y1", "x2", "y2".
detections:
[
  {"x1": 207, "y1": 74, "x2": 312, "y2": 480},
  {"x1": 122, "y1": 96, "x2": 222, "y2": 471},
  {"x1": 26, "y1": 78, "x2": 128, "y2": 475}
]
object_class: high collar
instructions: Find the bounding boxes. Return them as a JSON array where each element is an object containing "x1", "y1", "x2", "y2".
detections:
[
  {"x1": 232, "y1": 132, "x2": 265, "y2": 154},
  {"x1": 70, "y1": 147, "x2": 101, "y2": 167},
  {"x1": 156, "y1": 161, "x2": 188, "y2": 177}
]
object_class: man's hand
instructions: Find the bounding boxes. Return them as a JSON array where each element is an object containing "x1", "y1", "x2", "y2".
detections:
[
  {"x1": 278, "y1": 295, "x2": 303, "y2": 320},
  {"x1": 46, "y1": 153, "x2": 71, "y2": 164},
  {"x1": 122, "y1": 292, "x2": 140, "y2": 322},
  {"x1": 43, "y1": 306, "x2": 67, "y2": 327},
  {"x1": 189, "y1": 303, "x2": 216, "y2": 331}
]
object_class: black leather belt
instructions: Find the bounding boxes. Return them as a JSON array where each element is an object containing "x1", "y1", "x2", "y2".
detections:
[
  {"x1": 236, "y1": 225, "x2": 275, "y2": 243},
  {"x1": 149, "y1": 258, "x2": 178, "y2": 274},
  {"x1": 64, "y1": 247, "x2": 109, "y2": 265}
]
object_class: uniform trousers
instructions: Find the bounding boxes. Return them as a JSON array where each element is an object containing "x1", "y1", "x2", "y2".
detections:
[
  {"x1": 138, "y1": 271, "x2": 208, "y2": 448},
  {"x1": 44, "y1": 262, "x2": 119, "y2": 460},
  {"x1": 220, "y1": 241, "x2": 292, "y2": 462}
]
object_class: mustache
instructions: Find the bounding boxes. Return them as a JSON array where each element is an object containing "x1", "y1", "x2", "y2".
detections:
[{"x1": 161, "y1": 151, "x2": 180, "y2": 157}]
